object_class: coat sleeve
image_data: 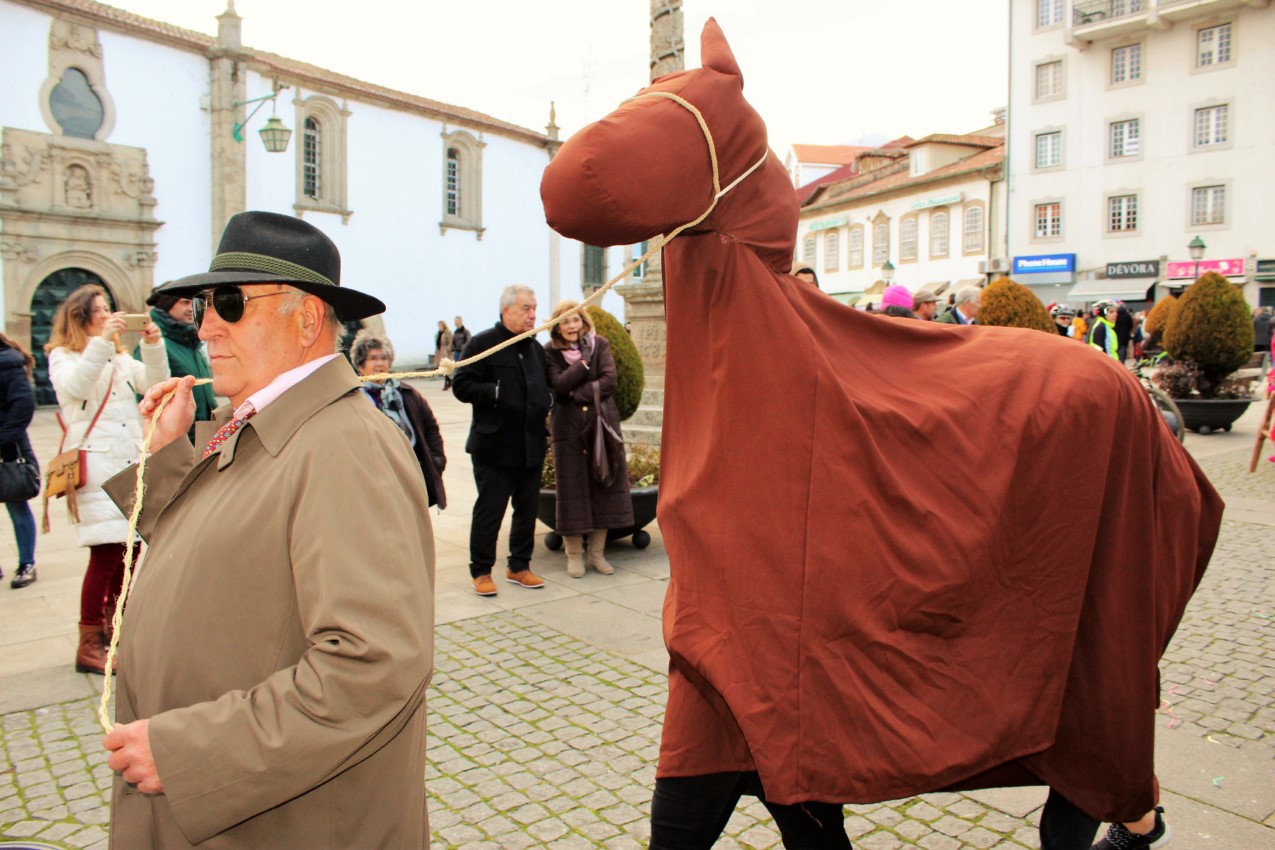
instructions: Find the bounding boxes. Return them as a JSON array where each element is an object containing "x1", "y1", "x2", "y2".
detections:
[
  {"x1": 0, "y1": 368, "x2": 34, "y2": 446},
  {"x1": 545, "y1": 346, "x2": 591, "y2": 398},
  {"x1": 48, "y1": 337, "x2": 113, "y2": 403},
  {"x1": 129, "y1": 340, "x2": 171, "y2": 392},
  {"x1": 416, "y1": 392, "x2": 446, "y2": 471},
  {"x1": 450, "y1": 335, "x2": 498, "y2": 406},
  {"x1": 146, "y1": 411, "x2": 435, "y2": 844},
  {"x1": 101, "y1": 437, "x2": 196, "y2": 544},
  {"x1": 593, "y1": 337, "x2": 618, "y2": 399}
]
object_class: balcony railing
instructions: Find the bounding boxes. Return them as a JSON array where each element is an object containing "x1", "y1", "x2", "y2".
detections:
[{"x1": 1072, "y1": 0, "x2": 1145, "y2": 27}]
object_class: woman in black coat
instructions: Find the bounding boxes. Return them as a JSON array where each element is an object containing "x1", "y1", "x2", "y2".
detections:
[
  {"x1": 350, "y1": 331, "x2": 447, "y2": 509},
  {"x1": 0, "y1": 333, "x2": 38, "y2": 588},
  {"x1": 544, "y1": 301, "x2": 633, "y2": 578}
]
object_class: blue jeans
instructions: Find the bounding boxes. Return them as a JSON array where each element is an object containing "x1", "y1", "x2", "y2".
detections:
[{"x1": 6, "y1": 500, "x2": 36, "y2": 565}]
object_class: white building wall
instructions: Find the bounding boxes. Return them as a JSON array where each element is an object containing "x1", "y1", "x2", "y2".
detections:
[
  {"x1": 1008, "y1": 1, "x2": 1275, "y2": 305},
  {"x1": 798, "y1": 173, "x2": 996, "y2": 299},
  {"x1": 98, "y1": 28, "x2": 212, "y2": 290}
]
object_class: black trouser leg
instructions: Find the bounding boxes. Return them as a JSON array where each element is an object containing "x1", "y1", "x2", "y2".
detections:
[
  {"x1": 470, "y1": 462, "x2": 516, "y2": 578},
  {"x1": 506, "y1": 465, "x2": 540, "y2": 572},
  {"x1": 651, "y1": 772, "x2": 852, "y2": 850},
  {"x1": 1040, "y1": 788, "x2": 1101, "y2": 850},
  {"x1": 650, "y1": 773, "x2": 747, "y2": 850},
  {"x1": 763, "y1": 798, "x2": 852, "y2": 850}
]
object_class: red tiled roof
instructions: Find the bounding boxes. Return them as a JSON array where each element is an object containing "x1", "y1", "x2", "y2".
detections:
[
  {"x1": 789, "y1": 144, "x2": 871, "y2": 166},
  {"x1": 803, "y1": 144, "x2": 1004, "y2": 211},
  {"x1": 794, "y1": 148, "x2": 908, "y2": 204},
  {"x1": 906, "y1": 133, "x2": 1004, "y2": 148},
  {"x1": 16, "y1": 0, "x2": 552, "y2": 146}
]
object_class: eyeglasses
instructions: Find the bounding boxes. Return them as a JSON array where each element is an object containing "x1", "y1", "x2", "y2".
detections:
[{"x1": 193, "y1": 286, "x2": 292, "y2": 328}]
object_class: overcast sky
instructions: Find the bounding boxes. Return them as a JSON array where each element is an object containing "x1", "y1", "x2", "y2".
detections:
[{"x1": 105, "y1": 0, "x2": 1009, "y2": 156}]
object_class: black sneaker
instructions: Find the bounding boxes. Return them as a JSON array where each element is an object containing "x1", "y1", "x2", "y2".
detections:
[
  {"x1": 1093, "y1": 806, "x2": 1171, "y2": 849},
  {"x1": 10, "y1": 563, "x2": 36, "y2": 589}
]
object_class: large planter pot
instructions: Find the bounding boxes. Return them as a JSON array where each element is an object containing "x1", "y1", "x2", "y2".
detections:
[
  {"x1": 1173, "y1": 397, "x2": 1255, "y2": 434},
  {"x1": 538, "y1": 485, "x2": 659, "y2": 550}
]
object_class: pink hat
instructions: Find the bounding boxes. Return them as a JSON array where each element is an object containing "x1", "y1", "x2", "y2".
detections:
[{"x1": 881, "y1": 284, "x2": 913, "y2": 310}]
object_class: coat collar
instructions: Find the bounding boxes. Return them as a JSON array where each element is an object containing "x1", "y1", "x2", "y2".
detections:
[{"x1": 208, "y1": 356, "x2": 360, "y2": 469}]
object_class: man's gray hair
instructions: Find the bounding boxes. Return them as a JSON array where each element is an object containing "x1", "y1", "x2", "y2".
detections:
[
  {"x1": 500, "y1": 284, "x2": 536, "y2": 311},
  {"x1": 349, "y1": 329, "x2": 393, "y2": 370},
  {"x1": 955, "y1": 285, "x2": 983, "y2": 306},
  {"x1": 278, "y1": 285, "x2": 343, "y2": 346}
]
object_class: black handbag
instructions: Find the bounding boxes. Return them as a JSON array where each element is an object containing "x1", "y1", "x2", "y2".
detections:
[{"x1": 0, "y1": 449, "x2": 41, "y2": 503}]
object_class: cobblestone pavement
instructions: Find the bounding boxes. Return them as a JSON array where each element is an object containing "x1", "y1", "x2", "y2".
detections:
[{"x1": 2, "y1": 449, "x2": 1271, "y2": 849}]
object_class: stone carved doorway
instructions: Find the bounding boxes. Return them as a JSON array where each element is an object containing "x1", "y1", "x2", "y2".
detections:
[{"x1": 29, "y1": 267, "x2": 113, "y2": 405}]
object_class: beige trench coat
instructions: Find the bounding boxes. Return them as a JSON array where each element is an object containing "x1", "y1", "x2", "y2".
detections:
[{"x1": 103, "y1": 357, "x2": 435, "y2": 848}]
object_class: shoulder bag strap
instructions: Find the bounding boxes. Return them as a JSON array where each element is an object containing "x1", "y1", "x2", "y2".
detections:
[{"x1": 74, "y1": 364, "x2": 115, "y2": 449}]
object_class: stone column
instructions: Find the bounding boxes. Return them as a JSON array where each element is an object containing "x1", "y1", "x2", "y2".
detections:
[
  {"x1": 208, "y1": 2, "x2": 247, "y2": 251},
  {"x1": 614, "y1": 0, "x2": 683, "y2": 387}
]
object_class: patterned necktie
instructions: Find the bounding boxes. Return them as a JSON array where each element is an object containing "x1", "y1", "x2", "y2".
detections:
[{"x1": 202, "y1": 403, "x2": 257, "y2": 459}]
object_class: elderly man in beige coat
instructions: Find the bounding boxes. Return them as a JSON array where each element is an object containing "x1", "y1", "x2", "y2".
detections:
[{"x1": 101, "y1": 211, "x2": 435, "y2": 848}]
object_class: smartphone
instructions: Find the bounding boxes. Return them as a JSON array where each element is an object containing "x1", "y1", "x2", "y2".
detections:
[{"x1": 122, "y1": 314, "x2": 151, "y2": 333}]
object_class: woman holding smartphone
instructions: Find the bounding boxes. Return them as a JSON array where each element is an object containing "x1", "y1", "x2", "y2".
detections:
[{"x1": 45, "y1": 284, "x2": 169, "y2": 675}]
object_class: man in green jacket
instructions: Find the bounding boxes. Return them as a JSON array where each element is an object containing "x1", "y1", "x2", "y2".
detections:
[{"x1": 138, "y1": 287, "x2": 217, "y2": 424}]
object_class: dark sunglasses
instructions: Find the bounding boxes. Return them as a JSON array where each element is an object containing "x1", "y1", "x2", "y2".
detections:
[{"x1": 192, "y1": 286, "x2": 292, "y2": 328}]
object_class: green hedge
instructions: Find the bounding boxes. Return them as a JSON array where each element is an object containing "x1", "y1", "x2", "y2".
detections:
[
  {"x1": 977, "y1": 277, "x2": 1055, "y2": 334},
  {"x1": 586, "y1": 305, "x2": 644, "y2": 421},
  {"x1": 1163, "y1": 271, "x2": 1253, "y2": 394}
]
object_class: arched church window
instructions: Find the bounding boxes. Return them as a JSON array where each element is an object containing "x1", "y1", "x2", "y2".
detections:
[{"x1": 49, "y1": 68, "x2": 104, "y2": 139}]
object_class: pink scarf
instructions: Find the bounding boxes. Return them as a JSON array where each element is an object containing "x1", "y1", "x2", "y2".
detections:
[{"x1": 561, "y1": 331, "x2": 595, "y2": 365}]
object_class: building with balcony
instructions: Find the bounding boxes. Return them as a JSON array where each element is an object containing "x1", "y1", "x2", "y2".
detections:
[
  {"x1": 1008, "y1": 0, "x2": 1275, "y2": 309},
  {"x1": 795, "y1": 128, "x2": 1007, "y2": 307}
]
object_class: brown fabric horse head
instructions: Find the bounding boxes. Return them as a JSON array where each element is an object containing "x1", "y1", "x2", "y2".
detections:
[{"x1": 542, "y1": 18, "x2": 797, "y2": 274}]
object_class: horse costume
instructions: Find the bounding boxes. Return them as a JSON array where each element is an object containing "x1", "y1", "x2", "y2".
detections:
[{"x1": 541, "y1": 20, "x2": 1223, "y2": 822}]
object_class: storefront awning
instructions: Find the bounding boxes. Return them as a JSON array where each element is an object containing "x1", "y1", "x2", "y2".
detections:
[
  {"x1": 1065, "y1": 280, "x2": 1154, "y2": 302},
  {"x1": 853, "y1": 280, "x2": 887, "y2": 308},
  {"x1": 827, "y1": 291, "x2": 863, "y2": 307}
]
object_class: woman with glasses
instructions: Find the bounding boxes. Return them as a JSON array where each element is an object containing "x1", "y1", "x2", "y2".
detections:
[
  {"x1": 46, "y1": 284, "x2": 169, "y2": 675},
  {"x1": 349, "y1": 330, "x2": 446, "y2": 509},
  {"x1": 543, "y1": 300, "x2": 632, "y2": 578}
]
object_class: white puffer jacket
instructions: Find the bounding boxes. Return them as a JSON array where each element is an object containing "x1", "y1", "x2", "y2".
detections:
[{"x1": 48, "y1": 336, "x2": 170, "y2": 546}]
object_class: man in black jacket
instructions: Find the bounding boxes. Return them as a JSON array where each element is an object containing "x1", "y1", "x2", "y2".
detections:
[{"x1": 452, "y1": 286, "x2": 552, "y2": 596}]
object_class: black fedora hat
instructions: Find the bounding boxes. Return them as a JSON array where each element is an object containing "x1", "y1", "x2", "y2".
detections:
[{"x1": 156, "y1": 211, "x2": 384, "y2": 321}]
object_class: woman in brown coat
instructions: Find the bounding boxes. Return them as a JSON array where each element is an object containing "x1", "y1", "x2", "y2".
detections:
[
  {"x1": 545, "y1": 300, "x2": 633, "y2": 577},
  {"x1": 435, "y1": 320, "x2": 454, "y2": 389}
]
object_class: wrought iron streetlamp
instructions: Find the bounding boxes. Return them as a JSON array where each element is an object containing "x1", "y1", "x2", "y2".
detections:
[
  {"x1": 1188, "y1": 235, "x2": 1206, "y2": 281},
  {"x1": 232, "y1": 79, "x2": 292, "y2": 153}
]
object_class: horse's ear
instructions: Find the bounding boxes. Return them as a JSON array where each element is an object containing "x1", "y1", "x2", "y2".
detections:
[{"x1": 701, "y1": 18, "x2": 743, "y2": 83}]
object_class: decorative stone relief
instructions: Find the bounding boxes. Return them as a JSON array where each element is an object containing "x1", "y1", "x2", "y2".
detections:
[
  {"x1": 0, "y1": 241, "x2": 38, "y2": 264},
  {"x1": 49, "y1": 20, "x2": 103, "y2": 58},
  {"x1": 0, "y1": 143, "x2": 51, "y2": 194},
  {"x1": 1, "y1": 126, "x2": 162, "y2": 349},
  {"x1": 64, "y1": 164, "x2": 92, "y2": 209}
]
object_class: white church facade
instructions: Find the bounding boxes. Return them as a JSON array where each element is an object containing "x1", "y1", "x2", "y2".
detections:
[{"x1": 1, "y1": 0, "x2": 626, "y2": 402}]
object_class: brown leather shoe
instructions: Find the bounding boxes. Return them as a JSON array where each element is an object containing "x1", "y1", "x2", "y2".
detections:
[
  {"x1": 506, "y1": 569, "x2": 545, "y2": 589},
  {"x1": 472, "y1": 574, "x2": 498, "y2": 597},
  {"x1": 75, "y1": 624, "x2": 112, "y2": 676}
]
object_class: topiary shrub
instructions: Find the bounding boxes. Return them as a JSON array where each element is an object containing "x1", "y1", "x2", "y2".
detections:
[
  {"x1": 977, "y1": 277, "x2": 1055, "y2": 334},
  {"x1": 586, "y1": 305, "x2": 644, "y2": 421},
  {"x1": 1162, "y1": 271, "x2": 1254, "y2": 397},
  {"x1": 1142, "y1": 296, "x2": 1181, "y2": 351}
]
